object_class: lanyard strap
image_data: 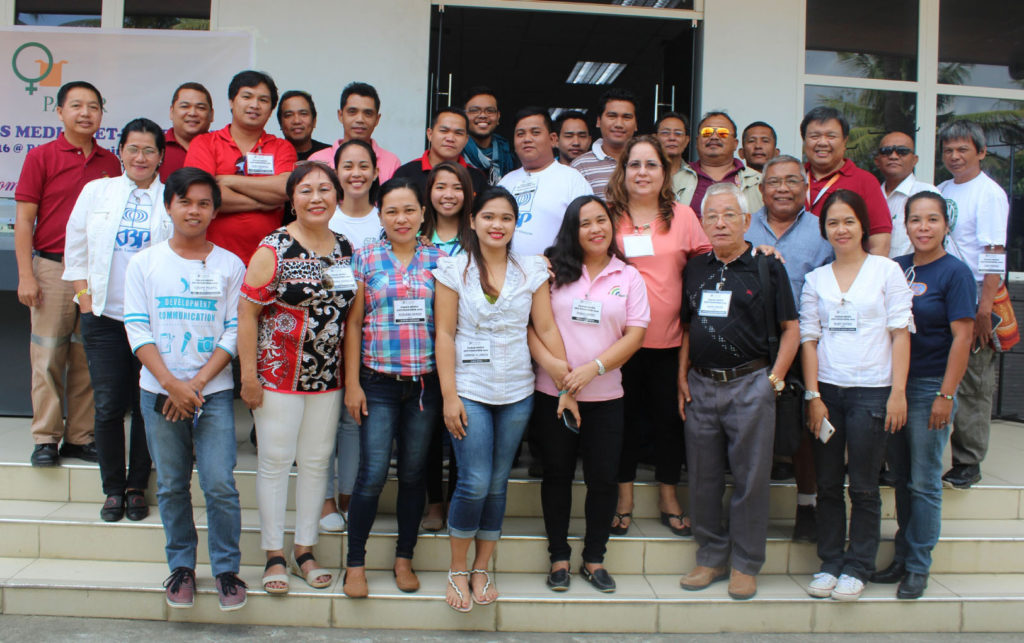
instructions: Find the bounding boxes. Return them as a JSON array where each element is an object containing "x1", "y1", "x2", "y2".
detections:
[{"x1": 807, "y1": 173, "x2": 841, "y2": 209}]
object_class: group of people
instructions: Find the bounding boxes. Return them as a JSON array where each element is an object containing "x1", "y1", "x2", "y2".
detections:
[{"x1": 13, "y1": 67, "x2": 1009, "y2": 612}]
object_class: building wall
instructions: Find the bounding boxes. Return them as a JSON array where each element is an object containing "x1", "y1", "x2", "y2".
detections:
[
  {"x1": 700, "y1": 0, "x2": 804, "y2": 158},
  {"x1": 213, "y1": 0, "x2": 432, "y2": 162}
]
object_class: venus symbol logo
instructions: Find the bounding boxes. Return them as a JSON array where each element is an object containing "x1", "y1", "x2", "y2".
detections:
[{"x1": 11, "y1": 42, "x2": 67, "y2": 95}]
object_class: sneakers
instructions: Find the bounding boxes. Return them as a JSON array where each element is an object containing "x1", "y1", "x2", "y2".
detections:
[
  {"x1": 830, "y1": 574, "x2": 865, "y2": 601},
  {"x1": 30, "y1": 443, "x2": 59, "y2": 467},
  {"x1": 942, "y1": 464, "x2": 981, "y2": 489},
  {"x1": 164, "y1": 567, "x2": 196, "y2": 608},
  {"x1": 319, "y1": 511, "x2": 347, "y2": 533},
  {"x1": 805, "y1": 572, "x2": 838, "y2": 598},
  {"x1": 216, "y1": 572, "x2": 248, "y2": 611}
]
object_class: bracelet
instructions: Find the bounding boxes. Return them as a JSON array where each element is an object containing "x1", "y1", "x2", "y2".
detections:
[
  {"x1": 558, "y1": 389, "x2": 569, "y2": 397},
  {"x1": 936, "y1": 392, "x2": 954, "y2": 400},
  {"x1": 72, "y1": 287, "x2": 90, "y2": 305},
  {"x1": 594, "y1": 358, "x2": 606, "y2": 376}
]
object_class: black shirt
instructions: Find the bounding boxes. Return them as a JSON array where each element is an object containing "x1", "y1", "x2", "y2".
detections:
[
  {"x1": 296, "y1": 139, "x2": 331, "y2": 162},
  {"x1": 392, "y1": 156, "x2": 488, "y2": 199},
  {"x1": 681, "y1": 243, "x2": 797, "y2": 369}
]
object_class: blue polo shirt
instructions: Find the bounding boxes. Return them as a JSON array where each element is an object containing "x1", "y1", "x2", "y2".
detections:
[
  {"x1": 745, "y1": 207, "x2": 833, "y2": 302},
  {"x1": 894, "y1": 253, "x2": 977, "y2": 378}
]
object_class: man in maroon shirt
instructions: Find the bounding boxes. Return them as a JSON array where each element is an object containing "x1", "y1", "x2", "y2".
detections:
[
  {"x1": 801, "y1": 107, "x2": 892, "y2": 255},
  {"x1": 159, "y1": 82, "x2": 214, "y2": 183},
  {"x1": 185, "y1": 70, "x2": 296, "y2": 264},
  {"x1": 14, "y1": 81, "x2": 121, "y2": 467}
]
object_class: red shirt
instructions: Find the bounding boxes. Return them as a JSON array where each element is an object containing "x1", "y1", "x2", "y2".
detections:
[
  {"x1": 14, "y1": 133, "x2": 121, "y2": 253},
  {"x1": 184, "y1": 125, "x2": 297, "y2": 264},
  {"x1": 688, "y1": 158, "x2": 745, "y2": 212},
  {"x1": 159, "y1": 128, "x2": 189, "y2": 183},
  {"x1": 805, "y1": 158, "x2": 892, "y2": 236}
]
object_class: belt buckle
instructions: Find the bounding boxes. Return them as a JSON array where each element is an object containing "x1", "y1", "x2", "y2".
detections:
[{"x1": 711, "y1": 369, "x2": 729, "y2": 383}]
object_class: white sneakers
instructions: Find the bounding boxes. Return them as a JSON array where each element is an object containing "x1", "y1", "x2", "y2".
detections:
[
  {"x1": 806, "y1": 572, "x2": 865, "y2": 601},
  {"x1": 319, "y1": 511, "x2": 347, "y2": 533}
]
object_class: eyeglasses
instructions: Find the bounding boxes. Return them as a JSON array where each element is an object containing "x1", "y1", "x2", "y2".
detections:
[
  {"x1": 626, "y1": 160, "x2": 662, "y2": 171},
  {"x1": 123, "y1": 145, "x2": 159, "y2": 157},
  {"x1": 877, "y1": 145, "x2": 913, "y2": 157},
  {"x1": 657, "y1": 129, "x2": 686, "y2": 138},
  {"x1": 763, "y1": 177, "x2": 805, "y2": 189},
  {"x1": 466, "y1": 106, "x2": 498, "y2": 116},
  {"x1": 703, "y1": 211, "x2": 744, "y2": 225},
  {"x1": 699, "y1": 127, "x2": 732, "y2": 139}
]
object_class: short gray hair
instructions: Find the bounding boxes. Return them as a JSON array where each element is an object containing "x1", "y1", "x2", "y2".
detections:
[
  {"x1": 701, "y1": 182, "x2": 749, "y2": 216},
  {"x1": 761, "y1": 154, "x2": 807, "y2": 182},
  {"x1": 938, "y1": 120, "x2": 986, "y2": 153}
]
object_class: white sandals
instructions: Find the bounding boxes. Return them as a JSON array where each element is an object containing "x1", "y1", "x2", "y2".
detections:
[
  {"x1": 290, "y1": 551, "x2": 333, "y2": 589},
  {"x1": 446, "y1": 570, "x2": 472, "y2": 612},
  {"x1": 470, "y1": 569, "x2": 496, "y2": 605}
]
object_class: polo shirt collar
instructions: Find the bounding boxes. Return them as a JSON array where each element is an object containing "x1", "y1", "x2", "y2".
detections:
[
  {"x1": 591, "y1": 139, "x2": 609, "y2": 161},
  {"x1": 707, "y1": 241, "x2": 754, "y2": 267},
  {"x1": 690, "y1": 158, "x2": 744, "y2": 181},
  {"x1": 164, "y1": 127, "x2": 186, "y2": 149},
  {"x1": 804, "y1": 157, "x2": 855, "y2": 181},
  {"x1": 56, "y1": 132, "x2": 102, "y2": 159},
  {"x1": 419, "y1": 150, "x2": 469, "y2": 172},
  {"x1": 583, "y1": 255, "x2": 627, "y2": 282},
  {"x1": 754, "y1": 207, "x2": 809, "y2": 240},
  {"x1": 217, "y1": 124, "x2": 273, "y2": 150},
  {"x1": 892, "y1": 173, "x2": 918, "y2": 196}
]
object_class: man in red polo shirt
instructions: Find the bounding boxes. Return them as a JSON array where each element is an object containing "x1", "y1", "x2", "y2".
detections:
[
  {"x1": 801, "y1": 106, "x2": 892, "y2": 256},
  {"x1": 185, "y1": 70, "x2": 296, "y2": 264},
  {"x1": 15, "y1": 81, "x2": 121, "y2": 467},
  {"x1": 159, "y1": 82, "x2": 214, "y2": 183},
  {"x1": 392, "y1": 107, "x2": 487, "y2": 197}
]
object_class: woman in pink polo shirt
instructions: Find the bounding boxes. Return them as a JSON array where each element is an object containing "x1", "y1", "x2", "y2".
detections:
[
  {"x1": 605, "y1": 135, "x2": 711, "y2": 538},
  {"x1": 530, "y1": 195, "x2": 649, "y2": 593}
]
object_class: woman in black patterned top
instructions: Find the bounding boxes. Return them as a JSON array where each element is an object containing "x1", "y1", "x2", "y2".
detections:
[{"x1": 238, "y1": 161, "x2": 357, "y2": 594}]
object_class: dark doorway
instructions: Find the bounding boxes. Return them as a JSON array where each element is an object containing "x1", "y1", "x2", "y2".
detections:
[{"x1": 428, "y1": 6, "x2": 697, "y2": 141}]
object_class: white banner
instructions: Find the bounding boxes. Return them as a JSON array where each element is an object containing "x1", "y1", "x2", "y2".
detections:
[{"x1": 0, "y1": 27, "x2": 253, "y2": 198}]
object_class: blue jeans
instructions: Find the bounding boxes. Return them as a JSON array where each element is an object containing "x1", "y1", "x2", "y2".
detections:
[
  {"x1": 814, "y1": 383, "x2": 890, "y2": 582},
  {"x1": 141, "y1": 389, "x2": 241, "y2": 576},
  {"x1": 888, "y1": 376, "x2": 955, "y2": 574},
  {"x1": 448, "y1": 395, "x2": 533, "y2": 540},
  {"x1": 80, "y1": 313, "x2": 150, "y2": 496},
  {"x1": 326, "y1": 395, "x2": 361, "y2": 498},
  {"x1": 346, "y1": 369, "x2": 441, "y2": 567}
]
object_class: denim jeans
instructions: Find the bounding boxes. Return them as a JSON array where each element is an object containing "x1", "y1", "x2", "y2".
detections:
[
  {"x1": 80, "y1": 313, "x2": 150, "y2": 496},
  {"x1": 346, "y1": 369, "x2": 441, "y2": 567},
  {"x1": 325, "y1": 396, "x2": 361, "y2": 498},
  {"x1": 888, "y1": 376, "x2": 955, "y2": 574},
  {"x1": 814, "y1": 383, "x2": 891, "y2": 582},
  {"x1": 448, "y1": 394, "x2": 533, "y2": 540},
  {"x1": 141, "y1": 389, "x2": 241, "y2": 576}
]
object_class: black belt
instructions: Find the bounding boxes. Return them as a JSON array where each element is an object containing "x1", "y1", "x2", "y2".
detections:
[
  {"x1": 35, "y1": 251, "x2": 63, "y2": 263},
  {"x1": 361, "y1": 365, "x2": 426, "y2": 383},
  {"x1": 693, "y1": 358, "x2": 770, "y2": 383}
]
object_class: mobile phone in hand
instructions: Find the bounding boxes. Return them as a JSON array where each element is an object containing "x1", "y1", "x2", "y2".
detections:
[
  {"x1": 562, "y1": 410, "x2": 579, "y2": 434},
  {"x1": 819, "y1": 417, "x2": 835, "y2": 444}
]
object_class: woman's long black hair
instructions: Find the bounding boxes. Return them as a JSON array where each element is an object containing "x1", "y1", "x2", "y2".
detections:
[
  {"x1": 545, "y1": 195, "x2": 628, "y2": 288},
  {"x1": 461, "y1": 185, "x2": 521, "y2": 298}
]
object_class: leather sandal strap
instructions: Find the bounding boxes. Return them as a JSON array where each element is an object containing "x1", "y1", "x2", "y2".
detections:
[
  {"x1": 265, "y1": 556, "x2": 287, "y2": 571},
  {"x1": 295, "y1": 552, "x2": 316, "y2": 567}
]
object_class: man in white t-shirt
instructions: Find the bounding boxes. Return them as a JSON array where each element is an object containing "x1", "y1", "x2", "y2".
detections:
[
  {"x1": 937, "y1": 120, "x2": 1009, "y2": 489},
  {"x1": 499, "y1": 107, "x2": 592, "y2": 257},
  {"x1": 873, "y1": 131, "x2": 939, "y2": 258},
  {"x1": 124, "y1": 167, "x2": 248, "y2": 611}
]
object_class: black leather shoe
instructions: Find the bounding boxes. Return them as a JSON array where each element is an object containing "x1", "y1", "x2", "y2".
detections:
[
  {"x1": 30, "y1": 443, "x2": 59, "y2": 467},
  {"x1": 942, "y1": 464, "x2": 981, "y2": 489},
  {"x1": 546, "y1": 567, "x2": 570, "y2": 592},
  {"x1": 125, "y1": 490, "x2": 149, "y2": 521},
  {"x1": 792, "y1": 505, "x2": 817, "y2": 543},
  {"x1": 59, "y1": 441, "x2": 98, "y2": 462},
  {"x1": 580, "y1": 565, "x2": 616, "y2": 593},
  {"x1": 871, "y1": 560, "x2": 906, "y2": 584},
  {"x1": 770, "y1": 461, "x2": 795, "y2": 481},
  {"x1": 100, "y1": 494, "x2": 125, "y2": 522},
  {"x1": 897, "y1": 572, "x2": 928, "y2": 599}
]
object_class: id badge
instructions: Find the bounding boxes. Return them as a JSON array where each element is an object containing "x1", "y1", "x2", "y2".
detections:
[
  {"x1": 323, "y1": 263, "x2": 356, "y2": 291},
  {"x1": 461, "y1": 340, "x2": 492, "y2": 364},
  {"x1": 623, "y1": 234, "x2": 655, "y2": 258},
  {"x1": 828, "y1": 306, "x2": 858, "y2": 332},
  {"x1": 189, "y1": 270, "x2": 222, "y2": 296},
  {"x1": 571, "y1": 298, "x2": 602, "y2": 325},
  {"x1": 246, "y1": 153, "x2": 275, "y2": 175},
  {"x1": 393, "y1": 299, "x2": 427, "y2": 324},
  {"x1": 698, "y1": 290, "x2": 732, "y2": 317},
  {"x1": 978, "y1": 252, "x2": 1006, "y2": 274}
]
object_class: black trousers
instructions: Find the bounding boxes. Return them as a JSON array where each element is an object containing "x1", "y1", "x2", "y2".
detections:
[
  {"x1": 426, "y1": 420, "x2": 457, "y2": 504},
  {"x1": 538, "y1": 393, "x2": 624, "y2": 564},
  {"x1": 618, "y1": 347, "x2": 685, "y2": 484}
]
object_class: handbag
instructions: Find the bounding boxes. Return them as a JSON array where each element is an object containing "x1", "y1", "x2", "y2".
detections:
[
  {"x1": 992, "y1": 283, "x2": 1019, "y2": 352},
  {"x1": 756, "y1": 254, "x2": 804, "y2": 456}
]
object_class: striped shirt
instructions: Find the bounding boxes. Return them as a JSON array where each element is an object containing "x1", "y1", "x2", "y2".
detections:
[
  {"x1": 570, "y1": 138, "x2": 618, "y2": 200},
  {"x1": 353, "y1": 239, "x2": 444, "y2": 376}
]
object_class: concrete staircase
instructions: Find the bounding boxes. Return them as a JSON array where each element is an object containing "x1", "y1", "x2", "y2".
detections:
[{"x1": 1, "y1": 418, "x2": 1024, "y2": 633}]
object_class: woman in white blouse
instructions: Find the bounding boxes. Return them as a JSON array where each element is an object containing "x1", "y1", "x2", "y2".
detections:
[
  {"x1": 434, "y1": 186, "x2": 570, "y2": 612},
  {"x1": 799, "y1": 189, "x2": 913, "y2": 602},
  {"x1": 63, "y1": 118, "x2": 172, "y2": 523}
]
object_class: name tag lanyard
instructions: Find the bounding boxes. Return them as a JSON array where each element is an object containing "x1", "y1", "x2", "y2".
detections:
[{"x1": 807, "y1": 173, "x2": 841, "y2": 210}]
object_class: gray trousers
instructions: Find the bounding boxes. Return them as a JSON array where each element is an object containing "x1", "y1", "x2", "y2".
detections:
[
  {"x1": 685, "y1": 367, "x2": 775, "y2": 575},
  {"x1": 951, "y1": 344, "x2": 997, "y2": 466}
]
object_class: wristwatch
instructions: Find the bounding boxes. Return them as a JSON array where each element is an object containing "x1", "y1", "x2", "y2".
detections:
[
  {"x1": 768, "y1": 372, "x2": 785, "y2": 393},
  {"x1": 804, "y1": 390, "x2": 821, "y2": 401}
]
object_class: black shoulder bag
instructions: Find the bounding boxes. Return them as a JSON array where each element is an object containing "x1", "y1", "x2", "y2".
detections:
[{"x1": 757, "y1": 254, "x2": 804, "y2": 457}]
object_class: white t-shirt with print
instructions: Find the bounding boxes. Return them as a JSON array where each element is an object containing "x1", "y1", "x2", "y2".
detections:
[
  {"x1": 939, "y1": 172, "x2": 1009, "y2": 283},
  {"x1": 329, "y1": 206, "x2": 382, "y2": 250},
  {"x1": 499, "y1": 161, "x2": 592, "y2": 258},
  {"x1": 105, "y1": 189, "x2": 154, "y2": 320}
]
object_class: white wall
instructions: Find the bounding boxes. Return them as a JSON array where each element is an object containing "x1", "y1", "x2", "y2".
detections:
[
  {"x1": 213, "y1": 0, "x2": 431, "y2": 163},
  {"x1": 700, "y1": 0, "x2": 804, "y2": 158}
]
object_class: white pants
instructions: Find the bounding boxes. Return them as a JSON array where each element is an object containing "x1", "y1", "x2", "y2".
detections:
[{"x1": 254, "y1": 389, "x2": 341, "y2": 550}]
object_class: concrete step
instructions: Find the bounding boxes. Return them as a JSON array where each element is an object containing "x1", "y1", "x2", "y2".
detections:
[
  {"x1": 3, "y1": 500, "x2": 1024, "y2": 575},
  {"x1": 2, "y1": 460, "x2": 1022, "y2": 521},
  {"x1": 1, "y1": 557, "x2": 1022, "y2": 633}
]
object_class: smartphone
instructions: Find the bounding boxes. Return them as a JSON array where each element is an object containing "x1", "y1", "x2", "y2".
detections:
[
  {"x1": 562, "y1": 410, "x2": 580, "y2": 434},
  {"x1": 154, "y1": 393, "x2": 169, "y2": 413},
  {"x1": 819, "y1": 417, "x2": 836, "y2": 444}
]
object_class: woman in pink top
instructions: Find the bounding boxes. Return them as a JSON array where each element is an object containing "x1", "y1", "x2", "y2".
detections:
[
  {"x1": 605, "y1": 135, "x2": 711, "y2": 537},
  {"x1": 529, "y1": 195, "x2": 649, "y2": 593}
]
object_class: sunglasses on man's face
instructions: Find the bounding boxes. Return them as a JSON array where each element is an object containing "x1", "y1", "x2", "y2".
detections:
[
  {"x1": 876, "y1": 145, "x2": 913, "y2": 157},
  {"x1": 699, "y1": 127, "x2": 732, "y2": 139}
]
